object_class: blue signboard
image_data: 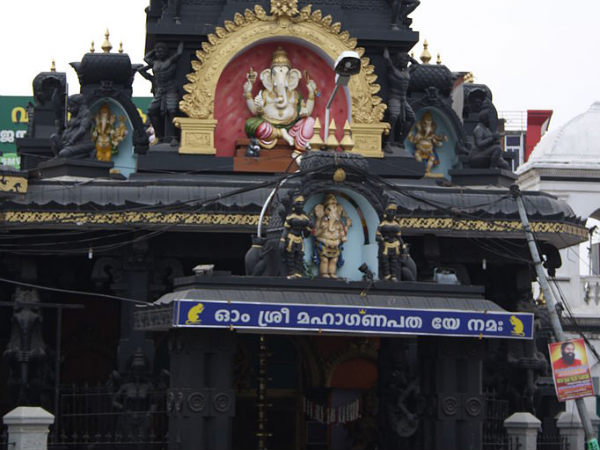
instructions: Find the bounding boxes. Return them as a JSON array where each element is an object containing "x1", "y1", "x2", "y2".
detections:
[{"x1": 173, "y1": 299, "x2": 534, "y2": 339}]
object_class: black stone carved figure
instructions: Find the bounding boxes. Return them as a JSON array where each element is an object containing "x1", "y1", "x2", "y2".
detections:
[
  {"x1": 470, "y1": 108, "x2": 510, "y2": 170},
  {"x1": 377, "y1": 203, "x2": 404, "y2": 281},
  {"x1": 29, "y1": 72, "x2": 67, "y2": 137},
  {"x1": 400, "y1": 243, "x2": 417, "y2": 281},
  {"x1": 50, "y1": 94, "x2": 95, "y2": 158},
  {"x1": 505, "y1": 298, "x2": 549, "y2": 414},
  {"x1": 3, "y1": 288, "x2": 49, "y2": 406},
  {"x1": 387, "y1": 0, "x2": 421, "y2": 29},
  {"x1": 245, "y1": 236, "x2": 285, "y2": 277},
  {"x1": 382, "y1": 48, "x2": 418, "y2": 153},
  {"x1": 378, "y1": 340, "x2": 423, "y2": 449},
  {"x1": 110, "y1": 348, "x2": 157, "y2": 445},
  {"x1": 137, "y1": 42, "x2": 184, "y2": 144},
  {"x1": 280, "y1": 195, "x2": 312, "y2": 278},
  {"x1": 157, "y1": 0, "x2": 183, "y2": 23}
]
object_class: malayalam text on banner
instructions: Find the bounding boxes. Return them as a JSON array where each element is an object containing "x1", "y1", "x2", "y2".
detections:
[{"x1": 173, "y1": 299, "x2": 534, "y2": 339}]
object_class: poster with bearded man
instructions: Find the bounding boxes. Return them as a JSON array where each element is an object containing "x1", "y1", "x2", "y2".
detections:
[{"x1": 549, "y1": 338, "x2": 594, "y2": 402}]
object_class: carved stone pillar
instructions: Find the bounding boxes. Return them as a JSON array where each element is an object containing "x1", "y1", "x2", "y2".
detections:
[
  {"x1": 168, "y1": 329, "x2": 236, "y2": 450},
  {"x1": 91, "y1": 242, "x2": 183, "y2": 371},
  {"x1": 421, "y1": 338, "x2": 485, "y2": 450},
  {"x1": 377, "y1": 337, "x2": 421, "y2": 449}
]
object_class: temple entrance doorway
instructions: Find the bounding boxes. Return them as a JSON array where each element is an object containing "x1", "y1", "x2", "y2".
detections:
[{"x1": 232, "y1": 334, "x2": 379, "y2": 450}]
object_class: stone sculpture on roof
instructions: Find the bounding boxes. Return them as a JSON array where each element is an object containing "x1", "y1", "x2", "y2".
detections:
[
  {"x1": 138, "y1": 42, "x2": 184, "y2": 145},
  {"x1": 50, "y1": 94, "x2": 95, "y2": 159}
]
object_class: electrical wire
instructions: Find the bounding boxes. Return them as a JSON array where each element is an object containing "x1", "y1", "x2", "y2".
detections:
[
  {"x1": 0, "y1": 276, "x2": 147, "y2": 305},
  {"x1": 0, "y1": 163, "x2": 328, "y2": 255}
]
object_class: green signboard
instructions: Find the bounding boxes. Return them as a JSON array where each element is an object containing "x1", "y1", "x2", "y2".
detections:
[{"x1": 0, "y1": 96, "x2": 152, "y2": 169}]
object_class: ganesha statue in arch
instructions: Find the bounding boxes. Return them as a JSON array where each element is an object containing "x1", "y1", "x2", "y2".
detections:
[{"x1": 243, "y1": 46, "x2": 317, "y2": 156}]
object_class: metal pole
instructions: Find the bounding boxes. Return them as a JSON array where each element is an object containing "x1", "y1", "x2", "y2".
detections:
[
  {"x1": 323, "y1": 83, "x2": 341, "y2": 142},
  {"x1": 54, "y1": 307, "x2": 62, "y2": 437},
  {"x1": 511, "y1": 185, "x2": 598, "y2": 448}
]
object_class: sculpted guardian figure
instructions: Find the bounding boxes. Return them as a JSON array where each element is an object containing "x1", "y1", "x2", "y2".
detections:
[
  {"x1": 470, "y1": 108, "x2": 510, "y2": 170},
  {"x1": 243, "y1": 47, "x2": 317, "y2": 156},
  {"x1": 280, "y1": 195, "x2": 312, "y2": 278},
  {"x1": 383, "y1": 48, "x2": 418, "y2": 153},
  {"x1": 138, "y1": 42, "x2": 184, "y2": 144},
  {"x1": 387, "y1": 0, "x2": 421, "y2": 29},
  {"x1": 51, "y1": 94, "x2": 95, "y2": 159},
  {"x1": 376, "y1": 203, "x2": 404, "y2": 281},
  {"x1": 3, "y1": 288, "x2": 48, "y2": 406}
]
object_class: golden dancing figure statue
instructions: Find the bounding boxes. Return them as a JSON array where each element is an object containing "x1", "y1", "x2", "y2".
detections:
[
  {"x1": 408, "y1": 112, "x2": 447, "y2": 175},
  {"x1": 91, "y1": 103, "x2": 128, "y2": 162}
]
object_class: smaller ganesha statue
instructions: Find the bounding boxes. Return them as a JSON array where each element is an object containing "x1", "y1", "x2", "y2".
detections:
[
  {"x1": 243, "y1": 47, "x2": 317, "y2": 156},
  {"x1": 312, "y1": 193, "x2": 352, "y2": 278}
]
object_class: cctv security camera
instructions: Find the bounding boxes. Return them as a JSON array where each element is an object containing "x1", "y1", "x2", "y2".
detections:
[{"x1": 334, "y1": 51, "x2": 361, "y2": 78}]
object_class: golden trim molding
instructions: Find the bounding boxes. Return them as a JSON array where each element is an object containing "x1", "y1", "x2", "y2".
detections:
[
  {"x1": 0, "y1": 211, "x2": 264, "y2": 227},
  {"x1": 0, "y1": 210, "x2": 587, "y2": 241},
  {"x1": 0, "y1": 176, "x2": 28, "y2": 194}
]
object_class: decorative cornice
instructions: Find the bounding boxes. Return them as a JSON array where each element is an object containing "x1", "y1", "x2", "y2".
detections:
[
  {"x1": 0, "y1": 210, "x2": 586, "y2": 241},
  {"x1": 0, "y1": 211, "x2": 264, "y2": 228},
  {"x1": 396, "y1": 217, "x2": 587, "y2": 239},
  {"x1": 0, "y1": 176, "x2": 28, "y2": 194}
]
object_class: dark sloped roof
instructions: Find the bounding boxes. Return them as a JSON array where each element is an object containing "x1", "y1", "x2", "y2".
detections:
[
  {"x1": 0, "y1": 175, "x2": 585, "y2": 247},
  {"x1": 4, "y1": 176, "x2": 578, "y2": 220}
]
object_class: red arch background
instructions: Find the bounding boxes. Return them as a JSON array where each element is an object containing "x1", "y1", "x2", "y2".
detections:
[{"x1": 213, "y1": 41, "x2": 350, "y2": 156}]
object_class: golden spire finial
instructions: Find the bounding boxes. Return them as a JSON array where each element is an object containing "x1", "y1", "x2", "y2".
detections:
[
  {"x1": 90, "y1": 41, "x2": 95, "y2": 53},
  {"x1": 101, "y1": 29, "x2": 112, "y2": 54},
  {"x1": 119, "y1": 42, "x2": 124, "y2": 53},
  {"x1": 464, "y1": 72, "x2": 475, "y2": 83},
  {"x1": 420, "y1": 40, "x2": 432, "y2": 64},
  {"x1": 50, "y1": 60, "x2": 56, "y2": 72},
  {"x1": 436, "y1": 52, "x2": 442, "y2": 65}
]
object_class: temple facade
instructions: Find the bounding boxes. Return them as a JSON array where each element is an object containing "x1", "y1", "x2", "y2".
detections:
[{"x1": 0, "y1": 1, "x2": 589, "y2": 449}]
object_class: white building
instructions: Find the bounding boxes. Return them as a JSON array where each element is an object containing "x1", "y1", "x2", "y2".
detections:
[{"x1": 517, "y1": 101, "x2": 600, "y2": 417}]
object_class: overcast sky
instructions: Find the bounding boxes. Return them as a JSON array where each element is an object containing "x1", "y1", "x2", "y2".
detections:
[{"x1": 1, "y1": 0, "x2": 598, "y2": 130}]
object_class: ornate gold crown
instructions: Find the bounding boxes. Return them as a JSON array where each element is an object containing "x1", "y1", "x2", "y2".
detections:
[{"x1": 271, "y1": 46, "x2": 291, "y2": 68}]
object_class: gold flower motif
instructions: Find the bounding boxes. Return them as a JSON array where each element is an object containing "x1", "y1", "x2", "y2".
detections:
[{"x1": 271, "y1": 0, "x2": 299, "y2": 18}]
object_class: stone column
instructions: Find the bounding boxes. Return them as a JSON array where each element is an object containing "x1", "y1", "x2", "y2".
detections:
[
  {"x1": 503, "y1": 412, "x2": 540, "y2": 450},
  {"x1": 420, "y1": 338, "x2": 485, "y2": 450},
  {"x1": 3, "y1": 407, "x2": 54, "y2": 450},
  {"x1": 557, "y1": 411, "x2": 585, "y2": 450},
  {"x1": 167, "y1": 329, "x2": 235, "y2": 450}
]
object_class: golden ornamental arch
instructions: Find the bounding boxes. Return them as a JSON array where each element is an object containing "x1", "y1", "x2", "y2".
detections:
[{"x1": 176, "y1": 2, "x2": 389, "y2": 157}]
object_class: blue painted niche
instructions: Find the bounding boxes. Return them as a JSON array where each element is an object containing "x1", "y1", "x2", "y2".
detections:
[
  {"x1": 303, "y1": 188, "x2": 379, "y2": 281},
  {"x1": 89, "y1": 98, "x2": 137, "y2": 177},
  {"x1": 405, "y1": 107, "x2": 461, "y2": 178}
]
